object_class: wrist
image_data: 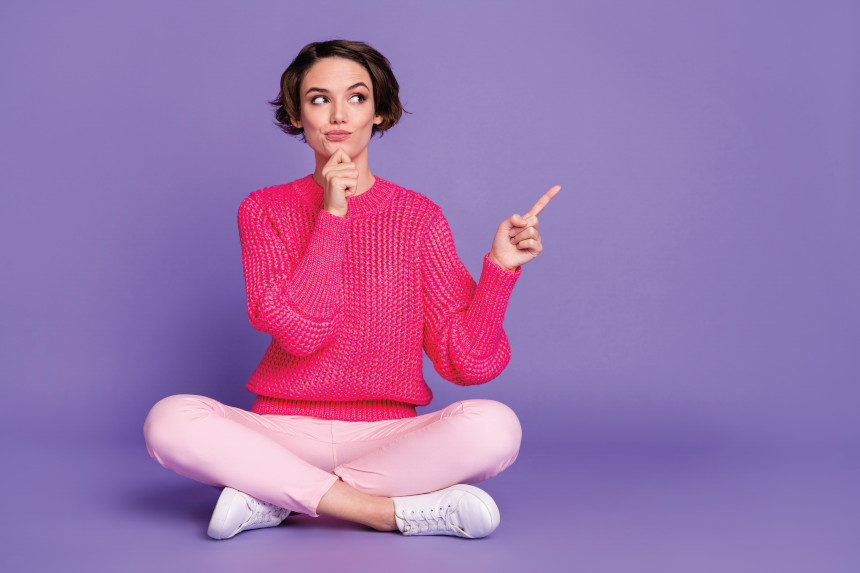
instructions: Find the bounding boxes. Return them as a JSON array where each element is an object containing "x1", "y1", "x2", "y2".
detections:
[
  {"x1": 324, "y1": 206, "x2": 347, "y2": 218},
  {"x1": 488, "y1": 252, "x2": 519, "y2": 272}
]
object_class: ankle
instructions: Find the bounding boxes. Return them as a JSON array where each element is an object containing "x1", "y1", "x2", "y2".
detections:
[{"x1": 368, "y1": 497, "x2": 397, "y2": 531}]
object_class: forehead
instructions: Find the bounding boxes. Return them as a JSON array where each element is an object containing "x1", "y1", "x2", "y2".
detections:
[{"x1": 302, "y1": 57, "x2": 371, "y2": 90}]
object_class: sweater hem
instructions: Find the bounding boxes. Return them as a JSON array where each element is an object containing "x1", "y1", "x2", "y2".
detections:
[{"x1": 249, "y1": 395, "x2": 419, "y2": 421}]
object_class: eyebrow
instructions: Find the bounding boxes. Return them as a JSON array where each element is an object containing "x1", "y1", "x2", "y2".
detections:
[{"x1": 305, "y1": 82, "x2": 369, "y2": 96}]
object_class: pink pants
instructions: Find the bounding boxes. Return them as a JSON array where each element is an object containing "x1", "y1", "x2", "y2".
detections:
[{"x1": 142, "y1": 395, "x2": 522, "y2": 517}]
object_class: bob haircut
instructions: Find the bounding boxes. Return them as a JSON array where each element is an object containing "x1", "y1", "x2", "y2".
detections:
[{"x1": 268, "y1": 39, "x2": 409, "y2": 142}]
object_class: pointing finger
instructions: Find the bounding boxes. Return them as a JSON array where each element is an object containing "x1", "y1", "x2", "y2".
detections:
[{"x1": 524, "y1": 185, "x2": 561, "y2": 219}]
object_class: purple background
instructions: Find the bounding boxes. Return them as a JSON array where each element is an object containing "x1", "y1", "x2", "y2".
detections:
[{"x1": 2, "y1": 0, "x2": 858, "y2": 571}]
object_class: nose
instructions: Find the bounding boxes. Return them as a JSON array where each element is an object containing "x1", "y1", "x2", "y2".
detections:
[{"x1": 330, "y1": 100, "x2": 347, "y2": 124}]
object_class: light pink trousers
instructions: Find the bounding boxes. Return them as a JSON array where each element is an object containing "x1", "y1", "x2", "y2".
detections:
[{"x1": 143, "y1": 395, "x2": 522, "y2": 517}]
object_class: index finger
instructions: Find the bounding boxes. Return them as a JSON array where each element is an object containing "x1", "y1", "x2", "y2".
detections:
[{"x1": 524, "y1": 185, "x2": 561, "y2": 218}]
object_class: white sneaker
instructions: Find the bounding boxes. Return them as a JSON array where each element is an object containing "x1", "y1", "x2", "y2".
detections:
[
  {"x1": 391, "y1": 484, "x2": 501, "y2": 538},
  {"x1": 207, "y1": 486, "x2": 294, "y2": 540}
]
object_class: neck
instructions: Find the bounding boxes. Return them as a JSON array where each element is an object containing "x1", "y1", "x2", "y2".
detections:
[{"x1": 312, "y1": 146, "x2": 375, "y2": 196}]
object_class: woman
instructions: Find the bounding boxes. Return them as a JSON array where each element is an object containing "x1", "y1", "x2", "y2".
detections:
[{"x1": 143, "y1": 39, "x2": 560, "y2": 540}]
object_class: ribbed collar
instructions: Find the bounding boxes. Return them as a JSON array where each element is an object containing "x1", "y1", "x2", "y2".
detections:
[{"x1": 293, "y1": 173, "x2": 398, "y2": 218}]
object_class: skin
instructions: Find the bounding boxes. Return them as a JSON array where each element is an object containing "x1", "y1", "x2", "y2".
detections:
[{"x1": 291, "y1": 56, "x2": 561, "y2": 531}]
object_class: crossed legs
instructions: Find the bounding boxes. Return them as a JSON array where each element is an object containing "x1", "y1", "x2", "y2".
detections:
[{"x1": 143, "y1": 395, "x2": 522, "y2": 530}]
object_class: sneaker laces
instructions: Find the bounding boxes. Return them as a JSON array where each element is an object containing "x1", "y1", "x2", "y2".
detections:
[
  {"x1": 401, "y1": 502, "x2": 459, "y2": 534},
  {"x1": 245, "y1": 495, "x2": 290, "y2": 528}
]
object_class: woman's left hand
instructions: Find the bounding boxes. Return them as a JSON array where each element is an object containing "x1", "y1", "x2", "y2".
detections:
[{"x1": 489, "y1": 185, "x2": 561, "y2": 272}]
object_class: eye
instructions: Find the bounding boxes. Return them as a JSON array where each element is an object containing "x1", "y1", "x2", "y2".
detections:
[{"x1": 310, "y1": 94, "x2": 367, "y2": 104}]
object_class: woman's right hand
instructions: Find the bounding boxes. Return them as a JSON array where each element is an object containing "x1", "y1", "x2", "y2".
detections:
[{"x1": 321, "y1": 147, "x2": 359, "y2": 218}]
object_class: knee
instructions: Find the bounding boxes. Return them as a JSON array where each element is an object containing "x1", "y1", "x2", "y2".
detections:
[
  {"x1": 143, "y1": 394, "x2": 220, "y2": 460},
  {"x1": 456, "y1": 399, "x2": 522, "y2": 462}
]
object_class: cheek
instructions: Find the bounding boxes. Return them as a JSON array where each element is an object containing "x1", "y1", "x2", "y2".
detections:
[{"x1": 302, "y1": 108, "x2": 324, "y2": 131}]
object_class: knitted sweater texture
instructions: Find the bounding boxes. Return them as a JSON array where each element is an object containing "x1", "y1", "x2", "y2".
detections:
[{"x1": 237, "y1": 173, "x2": 522, "y2": 421}]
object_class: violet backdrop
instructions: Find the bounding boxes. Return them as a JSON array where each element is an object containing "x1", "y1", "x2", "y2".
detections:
[{"x1": 1, "y1": 0, "x2": 857, "y2": 571}]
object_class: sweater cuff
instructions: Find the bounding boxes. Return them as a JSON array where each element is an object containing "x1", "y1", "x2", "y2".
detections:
[
  {"x1": 286, "y1": 209, "x2": 351, "y2": 317},
  {"x1": 463, "y1": 252, "x2": 522, "y2": 356}
]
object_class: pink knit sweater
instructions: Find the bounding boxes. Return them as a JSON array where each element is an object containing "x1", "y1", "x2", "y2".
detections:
[{"x1": 237, "y1": 173, "x2": 522, "y2": 421}]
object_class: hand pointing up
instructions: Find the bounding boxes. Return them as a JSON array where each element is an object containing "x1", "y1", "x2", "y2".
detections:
[{"x1": 488, "y1": 185, "x2": 562, "y2": 272}]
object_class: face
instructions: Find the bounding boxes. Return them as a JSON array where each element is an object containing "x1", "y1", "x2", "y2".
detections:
[{"x1": 291, "y1": 57, "x2": 383, "y2": 159}]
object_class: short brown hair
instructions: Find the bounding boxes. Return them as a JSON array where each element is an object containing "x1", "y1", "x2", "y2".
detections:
[{"x1": 268, "y1": 39, "x2": 409, "y2": 141}]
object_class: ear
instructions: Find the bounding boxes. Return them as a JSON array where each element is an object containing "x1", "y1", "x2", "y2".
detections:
[
  {"x1": 373, "y1": 114, "x2": 383, "y2": 126},
  {"x1": 289, "y1": 115, "x2": 302, "y2": 129}
]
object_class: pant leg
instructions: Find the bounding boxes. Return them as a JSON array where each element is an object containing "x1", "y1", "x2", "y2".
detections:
[
  {"x1": 330, "y1": 399, "x2": 522, "y2": 497},
  {"x1": 143, "y1": 394, "x2": 339, "y2": 517}
]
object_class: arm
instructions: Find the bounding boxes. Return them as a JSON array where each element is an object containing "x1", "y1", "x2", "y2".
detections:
[
  {"x1": 237, "y1": 194, "x2": 350, "y2": 356},
  {"x1": 420, "y1": 206, "x2": 522, "y2": 385}
]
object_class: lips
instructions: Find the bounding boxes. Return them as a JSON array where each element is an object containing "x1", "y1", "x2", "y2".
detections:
[{"x1": 325, "y1": 130, "x2": 352, "y2": 141}]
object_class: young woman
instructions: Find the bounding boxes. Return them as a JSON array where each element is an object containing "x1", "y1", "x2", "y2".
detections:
[{"x1": 143, "y1": 39, "x2": 560, "y2": 541}]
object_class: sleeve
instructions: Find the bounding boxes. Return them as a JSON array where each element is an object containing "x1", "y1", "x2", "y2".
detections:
[
  {"x1": 237, "y1": 194, "x2": 351, "y2": 357},
  {"x1": 419, "y1": 206, "x2": 522, "y2": 385}
]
